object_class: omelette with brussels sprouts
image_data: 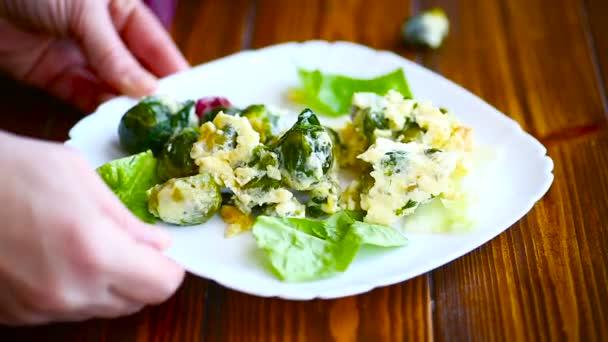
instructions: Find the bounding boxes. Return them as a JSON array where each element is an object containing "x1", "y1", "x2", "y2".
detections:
[{"x1": 96, "y1": 68, "x2": 478, "y2": 282}]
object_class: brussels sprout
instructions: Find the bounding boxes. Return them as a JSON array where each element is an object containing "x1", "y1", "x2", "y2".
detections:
[
  {"x1": 402, "y1": 7, "x2": 449, "y2": 49},
  {"x1": 148, "y1": 173, "x2": 221, "y2": 225},
  {"x1": 351, "y1": 106, "x2": 389, "y2": 142},
  {"x1": 157, "y1": 127, "x2": 200, "y2": 181},
  {"x1": 324, "y1": 126, "x2": 342, "y2": 167},
  {"x1": 118, "y1": 96, "x2": 198, "y2": 155},
  {"x1": 275, "y1": 109, "x2": 334, "y2": 191},
  {"x1": 242, "y1": 146, "x2": 282, "y2": 190},
  {"x1": 241, "y1": 104, "x2": 280, "y2": 144}
]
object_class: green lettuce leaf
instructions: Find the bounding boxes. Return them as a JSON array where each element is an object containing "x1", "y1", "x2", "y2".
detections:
[
  {"x1": 350, "y1": 221, "x2": 409, "y2": 247},
  {"x1": 290, "y1": 68, "x2": 413, "y2": 117},
  {"x1": 252, "y1": 212, "x2": 408, "y2": 282},
  {"x1": 96, "y1": 151, "x2": 161, "y2": 223},
  {"x1": 251, "y1": 216, "x2": 351, "y2": 281}
]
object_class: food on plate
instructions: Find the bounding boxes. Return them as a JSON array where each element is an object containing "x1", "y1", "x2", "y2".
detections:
[
  {"x1": 96, "y1": 150, "x2": 161, "y2": 223},
  {"x1": 118, "y1": 96, "x2": 198, "y2": 155},
  {"x1": 275, "y1": 109, "x2": 335, "y2": 190},
  {"x1": 96, "y1": 67, "x2": 478, "y2": 281},
  {"x1": 402, "y1": 7, "x2": 449, "y2": 49},
  {"x1": 252, "y1": 211, "x2": 407, "y2": 282},
  {"x1": 338, "y1": 91, "x2": 472, "y2": 225},
  {"x1": 240, "y1": 104, "x2": 282, "y2": 144},
  {"x1": 148, "y1": 173, "x2": 222, "y2": 225},
  {"x1": 157, "y1": 127, "x2": 200, "y2": 181}
]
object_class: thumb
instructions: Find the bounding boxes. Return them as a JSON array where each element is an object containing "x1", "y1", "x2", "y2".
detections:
[
  {"x1": 113, "y1": 205, "x2": 172, "y2": 251},
  {"x1": 95, "y1": 180, "x2": 172, "y2": 250},
  {"x1": 73, "y1": 5, "x2": 157, "y2": 98}
]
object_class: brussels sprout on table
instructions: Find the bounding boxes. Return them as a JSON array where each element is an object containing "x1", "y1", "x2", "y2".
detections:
[
  {"x1": 147, "y1": 173, "x2": 222, "y2": 225},
  {"x1": 275, "y1": 109, "x2": 334, "y2": 191},
  {"x1": 157, "y1": 127, "x2": 200, "y2": 181},
  {"x1": 402, "y1": 7, "x2": 449, "y2": 49},
  {"x1": 118, "y1": 96, "x2": 198, "y2": 155}
]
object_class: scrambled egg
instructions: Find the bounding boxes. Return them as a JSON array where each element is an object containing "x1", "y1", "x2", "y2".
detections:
[
  {"x1": 191, "y1": 112, "x2": 304, "y2": 236},
  {"x1": 187, "y1": 90, "x2": 473, "y2": 232},
  {"x1": 339, "y1": 90, "x2": 473, "y2": 225}
]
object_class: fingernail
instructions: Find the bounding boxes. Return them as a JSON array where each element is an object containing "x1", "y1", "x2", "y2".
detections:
[{"x1": 121, "y1": 71, "x2": 157, "y2": 97}]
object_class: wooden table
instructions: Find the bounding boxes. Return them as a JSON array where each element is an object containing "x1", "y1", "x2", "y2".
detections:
[{"x1": 1, "y1": 0, "x2": 607, "y2": 340}]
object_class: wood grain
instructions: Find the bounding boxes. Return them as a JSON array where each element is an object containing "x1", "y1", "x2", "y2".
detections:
[
  {"x1": 583, "y1": 0, "x2": 608, "y2": 111},
  {"x1": 171, "y1": 0, "x2": 253, "y2": 65},
  {"x1": 253, "y1": 0, "x2": 417, "y2": 60},
  {"x1": 419, "y1": 0, "x2": 607, "y2": 139},
  {"x1": 203, "y1": 277, "x2": 432, "y2": 342}
]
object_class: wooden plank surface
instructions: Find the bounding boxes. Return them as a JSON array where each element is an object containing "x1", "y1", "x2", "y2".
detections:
[
  {"x1": 420, "y1": 0, "x2": 607, "y2": 138},
  {"x1": 172, "y1": 0, "x2": 253, "y2": 64},
  {"x1": 204, "y1": 277, "x2": 432, "y2": 341},
  {"x1": 583, "y1": 0, "x2": 608, "y2": 105},
  {"x1": 252, "y1": 0, "x2": 417, "y2": 60}
]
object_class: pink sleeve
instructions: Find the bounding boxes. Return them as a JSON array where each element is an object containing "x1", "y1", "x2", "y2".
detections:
[{"x1": 144, "y1": 0, "x2": 179, "y2": 29}]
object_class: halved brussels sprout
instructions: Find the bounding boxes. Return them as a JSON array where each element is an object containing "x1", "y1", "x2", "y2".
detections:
[
  {"x1": 241, "y1": 104, "x2": 280, "y2": 144},
  {"x1": 147, "y1": 173, "x2": 221, "y2": 225},
  {"x1": 157, "y1": 127, "x2": 200, "y2": 181},
  {"x1": 118, "y1": 96, "x2": 197, "y2": 155},
  {"x1": 275, "y1": 109, "x2": 334, "y2": 191}
]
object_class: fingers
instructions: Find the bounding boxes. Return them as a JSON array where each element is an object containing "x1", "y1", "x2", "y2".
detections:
[
  {"x1": 108, "y1": 237, "x2": 185, "y2": 305},
  {"x1": 109, "y1": 201, "x2": 172, "y2": 251},
  {"x1": 74, "y1": 6, "x2": 157, "y2": 98},
  {"x1": 47, "y1": 65, "x2": 119, "y2": 112},
  {"x1": 91, "y1": 173, "x2": 172, "y2": 250},
  {"x1": 121, "y1": 3, "x2": 189, "y2": 77},
  {"x1": 67, "y1": 297, "x2": 144, "y2": 321}
]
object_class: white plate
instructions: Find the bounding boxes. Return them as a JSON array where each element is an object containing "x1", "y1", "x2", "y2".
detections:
[{"x1": 66, "y1": 41, "x2": 554, "y2": 300}]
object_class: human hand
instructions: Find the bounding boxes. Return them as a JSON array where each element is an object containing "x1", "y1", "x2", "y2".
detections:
[
  {"x1": 0, "y1": 131, "x2": 185, "y2": 325},
  {"x1": 0, "y1": 0, "x2": 189, "y2": 112}
]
